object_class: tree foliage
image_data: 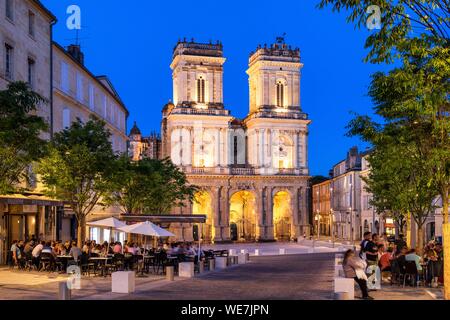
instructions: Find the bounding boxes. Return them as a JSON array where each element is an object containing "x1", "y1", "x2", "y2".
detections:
[
  {"x1": 105, "y1": 156, "x2": 198, "y2": 215},
  {"x1": 38, "y1": 117, "x2": 116, "y2": 246},
  {"x1": 0, "y1": 82, "x2": 48, "y2": 194},
  {"x1": 317, "y1": 0, "x2": 449, "y2": 63}
]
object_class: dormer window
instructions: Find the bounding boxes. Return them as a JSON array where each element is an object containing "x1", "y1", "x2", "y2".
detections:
[
  {"x1": 197, "y1": 76, "x2": 205, "y2": 103},
  {"x1": 276, "y1": 80, "x2": 285, "y2": 107}
]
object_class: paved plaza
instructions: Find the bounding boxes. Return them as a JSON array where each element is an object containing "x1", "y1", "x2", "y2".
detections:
[{"x1": 0, "y1": 247, "x2": 443, "y2": 300}]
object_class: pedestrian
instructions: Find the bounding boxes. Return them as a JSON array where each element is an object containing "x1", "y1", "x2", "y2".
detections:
[
  {"x1": 343, "y1": 249, "x2": 373, "y2": 300},
  {"x1": 359, "y1": 231, "x2": 371, "y2": 259}
]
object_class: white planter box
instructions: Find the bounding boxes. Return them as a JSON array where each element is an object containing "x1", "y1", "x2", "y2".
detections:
[
  {"x1": 178, "y1": 262, "x2": 195, "y2": 278},
  {"x1": 334, "y1": 277, "x2": 354, "y2": 300},
  {"x1": 254, "y1": 249, "x2": 261, "y2": 256},
  {"x1": 112, "y1": 271, "x2": 135, "y2": 294},
  {"x1": 237, "y1": 253, "x2": 247, "y2": 264},
  {"x1": 279, "y1": 248, "x2": 286, "y2": 255},
  {"x1": 229, "y1": 249, "x2": 237, "y2": 256},
  {"x1": 216, "y1": 257, "x2": 228, "y2": 269}
]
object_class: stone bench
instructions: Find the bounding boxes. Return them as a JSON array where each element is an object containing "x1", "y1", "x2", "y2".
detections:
[
  {"x1": 112, "y1": 271, "x2": 135, "y2": 294},
  {"x1": 334, "y1": 277, "x2": 354, "y2": 300}
]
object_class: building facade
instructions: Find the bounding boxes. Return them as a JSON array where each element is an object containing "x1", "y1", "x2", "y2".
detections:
[
  {"x1": 52, "y1": 43, "x2": 128, "y2": 153},
  {"x1": 52, "y1": 42, "x2": 129, "y2": 241},
  {"x1": 0, "y1": 0, "x2": 60, "y2": 264},
  {"x1": 329, "y1": 146, "x2": 363, "y2": 242},
  {"x1": 129, "y1": 122, "x2": 161, "y2": 161},
  {"x1": 312, "y1": 179, "x2": 332, "y2": 238},
  {"x1": 132, "y1": 39, "x2": 311, "y2": 243}
]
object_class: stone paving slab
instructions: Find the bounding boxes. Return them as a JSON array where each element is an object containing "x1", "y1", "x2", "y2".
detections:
[{"x1": 0, "y1": 253, "x2": 336, "y2": 300}]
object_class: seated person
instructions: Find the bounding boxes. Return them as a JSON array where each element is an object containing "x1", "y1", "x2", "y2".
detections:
[
  {"x1": 405, "y1": 248, "x2": 422, "y2": 272},
  {"x1": 378, "y1": 246, "x2": 393, "y2": 272},
  {"x1": 69, "y1": 242, "x2": 82, "y2": 262},
  {"x1": 113, "y1": 242, "x2": 122, "y2": 254}
]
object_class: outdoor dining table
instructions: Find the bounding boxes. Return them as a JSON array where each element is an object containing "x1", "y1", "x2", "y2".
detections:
[
  {"x1": 57, "y1": 255, "x2": 74, "y2": 273},
  {"x1": 89, "y1": 257, "x2": 112, "y2": 277},
  {"x1": 137, "y1": 254, "x2": 155, "y2": 275}
]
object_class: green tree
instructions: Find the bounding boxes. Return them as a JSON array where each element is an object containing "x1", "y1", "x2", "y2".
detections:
[
  {"x1": 350, "y1": 120, "x2": 438, "y2": 252},
  {"x1": 319, "y1": 0, "x2": 450, "y2": 298},
  {"x1": 141, "y1": 158, "x2": 197, "y2": 214},
  {"x1": 317, "y1": 0, "x2": 449, "y2": 63},
  {"x1": 105, "y1": 156, "x2": 198, "y2": 215},
  {"x1": 38, "y1": 117, "x2": 116, "y2": 246},
  {"x1": 0, "y1": 82, "x2": 48, "y2": 194}
]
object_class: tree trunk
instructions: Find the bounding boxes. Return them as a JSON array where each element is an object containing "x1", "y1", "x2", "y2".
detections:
[
  {"x1": 442, "y1": 190, "x2": 450, "y2": 300},
  {"x1": 76, "y1": 215, "x2": 86, "y2": 248},
  {"x1": 443, "y1": 224, "x2": 450, "y2": 300},
  {"x1": 416, "y1": 225, "x2": 424, "y2": 255}
]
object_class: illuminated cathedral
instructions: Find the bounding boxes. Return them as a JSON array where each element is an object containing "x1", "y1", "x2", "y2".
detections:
[{"x1": 129, "y1": 38, "x2": 310, "y2": 242}]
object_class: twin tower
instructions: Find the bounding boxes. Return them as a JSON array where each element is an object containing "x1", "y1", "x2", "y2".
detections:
[{"x1": 157, "y1": 38, "x2": 311, "y2": 243}]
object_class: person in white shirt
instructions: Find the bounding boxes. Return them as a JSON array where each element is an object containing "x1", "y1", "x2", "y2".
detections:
[{"x1": 32, "y1": 241, "x2": 44, "y2": 258}]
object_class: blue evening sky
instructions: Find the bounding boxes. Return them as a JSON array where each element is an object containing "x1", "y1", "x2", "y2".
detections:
[{"x1": 42, "y1": 0, "x2": 390, "y2": 176}]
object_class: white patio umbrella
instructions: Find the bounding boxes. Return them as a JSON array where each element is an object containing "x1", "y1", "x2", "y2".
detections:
[
  {"x1": 87, "y1": 217, "x2": 127, "y2": 252},
  {"x1": 118, "y1": 221, "x2": 175, "y2": 276},
  {"x1": 118, "y1": 220, "x2": 175, "y2": 238}
]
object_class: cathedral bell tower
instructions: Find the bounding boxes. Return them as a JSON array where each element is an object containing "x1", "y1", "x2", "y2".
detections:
[
  {"x1": 244, "y1": 37, "x2": 310, "y2": 175},
  {"x1": 171, "y1": 38, "x2": 226, "y2": 110},
  {"x1": 246, "y1": 36, "x2": 303, "y2": 115}
]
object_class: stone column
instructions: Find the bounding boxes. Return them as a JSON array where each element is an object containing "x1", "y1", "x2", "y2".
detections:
[
  {"x1": 292, "y1": 188, "x2": 300, "y2": 239},
  {"x1": 302, "y1": 130, "x2": 308, "y2": 169},
  {"x1": 260, "y1": 129, "x2": 265, "y2": 169},
  {"x1": 265, "y1": 187, "x2": 275, "y2": 240},
  {"x1": 191, "y1": 126, "x2": 197, "y2": 167},
  {"x1": 294, "y1": 131, "x2": 299, "y2": 169},
  {"x1": 212, "y1": 187, "x2": 222, "y2": 242},
  {"x1": 220, "y1": 128, "x2": 227, "y2": 167},
  {"x1": 186, "y1": 127, "x2": 192, "y2": 166},
  {"x1": 220, "y1": 187, "x2": 231, "y2": 241},
  {"x1": 256, "y1": 189, "x2": 264, "y2": 240},
  {"x1": 214, "y1": 129, "x2": 220, "y2": 167},
  {"x1": 299, "y1": 187, "x2": 309, "y2": 236}
]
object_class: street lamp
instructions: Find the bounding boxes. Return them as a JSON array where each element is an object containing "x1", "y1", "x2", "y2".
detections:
[
  {"x1": 331, "y1": 209, "x2": 335, "y2": 247},
  {"x1": 315, "y1": 209, "x2": 320, "y2": 240}
]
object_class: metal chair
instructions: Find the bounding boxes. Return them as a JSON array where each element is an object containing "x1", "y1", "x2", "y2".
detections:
[{"x1": 403, "y1": 261, "x2": 418, "y2": 287}]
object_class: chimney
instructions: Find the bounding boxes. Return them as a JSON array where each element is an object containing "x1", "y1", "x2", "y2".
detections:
[{"x1": 67, "y1": 44, "x2": 84, "y2": 65}]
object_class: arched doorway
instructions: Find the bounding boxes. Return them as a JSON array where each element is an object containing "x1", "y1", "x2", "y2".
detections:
[
  {"x1": 273, "y1": 191, "x2": 292, "y2": 241},
  {"x1": 229, "y1": 191, "x2": 257, "y2": 241},
  {"x1": 192, "y1": 191, "x2": 214, "y2": 242}
]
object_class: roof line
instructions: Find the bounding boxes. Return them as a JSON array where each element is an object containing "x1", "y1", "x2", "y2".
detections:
[{"x1": 52, "y1": 41, "x2": 129, "y2": 116}]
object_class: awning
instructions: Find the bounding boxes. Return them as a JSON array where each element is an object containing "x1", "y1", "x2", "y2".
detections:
[
  {"x1": 119, "y1": 214, "x2": 207, "y2": 224},
  {"x1": 0, "y1": 194, "x2": 65, "y2": 206}
]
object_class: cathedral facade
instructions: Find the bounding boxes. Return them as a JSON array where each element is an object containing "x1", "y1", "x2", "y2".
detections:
[{"x1": 130, "y1": 38, "x2": 311, "y2": 242}]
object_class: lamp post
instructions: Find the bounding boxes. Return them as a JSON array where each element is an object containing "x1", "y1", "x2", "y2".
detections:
[
  {"x1": 331, "y1": 209, "x2": 335, "y2": 248},
  {"x1": 315, "y1": 211, "x2": 321, "y2": 241}
]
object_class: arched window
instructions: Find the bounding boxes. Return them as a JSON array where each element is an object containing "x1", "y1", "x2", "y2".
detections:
[
  {"x1": 197, "y1": 76, "x2": 205, "y2": 103},
  {"x1": 276, "y1": 81, "x2": 285, "y2": 107}
]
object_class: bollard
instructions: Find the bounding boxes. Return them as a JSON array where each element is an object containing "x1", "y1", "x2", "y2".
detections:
[
  {"x1": 58, "y1": 281, "x2": 71, "y2": 300},
  {"x1": 166, "y1": 266, "x2": 174, "y2": 281},
  {"x1": 209, "y1": 259, "x2": 215, "y2": 271},
  {"x1": 254, "y1": 249, "x2": 260, "y2": 256},
  {"x1": 245, "y1": 253, "x2": 250, "y2": 262},
  {"x1": 334, "y1": 292, "x2": 351, "y2": 300},
  {"x1": 199, "y1": 261, "x2": 205, "y2": 274}
]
